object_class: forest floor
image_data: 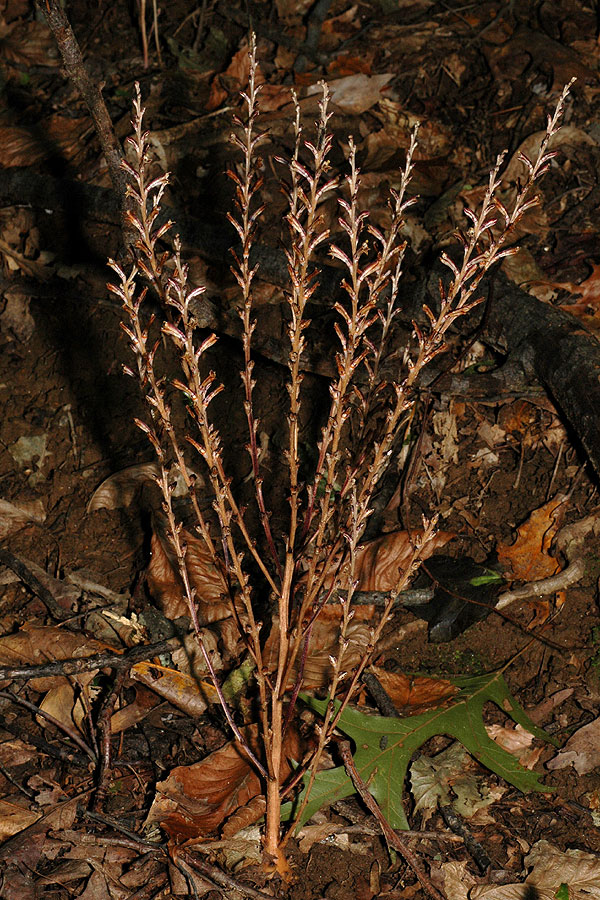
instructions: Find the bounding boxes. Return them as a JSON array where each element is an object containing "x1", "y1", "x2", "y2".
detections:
[{"x1": 1, "y1": 1, "x2": 600, "y2": 898}]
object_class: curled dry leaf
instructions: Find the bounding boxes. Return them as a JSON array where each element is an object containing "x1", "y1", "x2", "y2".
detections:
[
  {"x1": 130, "y1": 658, "x2": 218, "y2": 719},
  {"x1": 0, "y1": 116, "x2": 92, "y2": 168},
  {"x1": 497, "y1": 494, "x2": 567, "y2": 582},
  {"x1": 147, "y1": 523, "x2": 231, "y2": 622},
  {"x1": 0, "y1": 625, "x2": 109, "y2": 692},
  {"x1": 0, "y1": 19, "x2": 59, "y2": 67},
  {"x1": 0, "y1": 625, "x2": 111, "y2": 733},
  {"x1": 146, "y1": 725, "x2": 302, "y2": 840},
  {"x1": 87, "y1": 463, "x2": 161, "y2": 512},
  {"x1": 319, "y1": 529, "x2": 455, "y2": 594},
  {"x1": 486, "y1": 723, "x2": 542, "y2": 770},
  {"x1": 262, "y1": 531, "x2": 454, "y2": 689},
  {"x1": 370, "y1": 666, "x2": 458, "y2": 715},
  {"x1": 450, "y1": 839, "x2": 600, "y2": 900},
  {"x1": 0, "y1": 496, "x2": 45, "y2": 538},
  {"x1": 307, "y1": 73, "x2": 393, "y2": 115},
  {"x1": 263, "y1": 616, "x2": 373, "y2": 690},
  {"x1": 546, "y1": 715, "x2": 600, "y2": 776}
]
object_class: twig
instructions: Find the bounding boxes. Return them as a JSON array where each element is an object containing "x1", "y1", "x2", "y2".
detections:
[
  {"x1": 82, "y1": 807, "x2": 166, "y2": 849},
  {"x1": 362, "y1": 670, "x2": 400, "y2": 719},
  {"x1": 36, "y1": 0, "x2": 133, "y2": 245},
  {"x1": 0, "y1": 690, "x2": 97, "y2": 762},
  {"x1": 93, "y1": 667, "x2": 128, "y2": 812},
  {"x1": 496, "y1": 558, "x2": 585, "y2": 610},
  {"x1": 439, "y1": 805, "x2": 491, "y2": 874},
  {"x1": 339, "y1": 740, "x2": 446, "y2": 900},
  {"x1": 0, "y1": 548, "x2": 73, "y2": 621},
  {"x1": 0, "y1": 638, "x2": 179, "y2": 682},
  {"x1": 182, "y1": 850, "x2": 277, "y2": 900}
]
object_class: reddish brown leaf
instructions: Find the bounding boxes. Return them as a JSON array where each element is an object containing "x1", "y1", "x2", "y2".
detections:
[
  {"x1": 263, "y1": 617, "x2": 374, "y2": 690},
  {"x1": 370, "y1": 667, "x2": 458, "y2": 715},
  {"x1": 320, "y1": 529, "x2": 455, "y2": 594},
  {"x1": 147, "y1": 726, "x2": 301, "y2": 840},
  {"x1": 130, "y1": 659, "x2": 217, "y2": 719},
  {"x1": 147, "y1": 523, "x2": 231, "y2": 622}
]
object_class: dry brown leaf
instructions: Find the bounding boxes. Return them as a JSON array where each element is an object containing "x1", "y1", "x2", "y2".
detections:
[
  {"x1": 0, "y1": 116, "x2": 92, "y2": 168},
  {"x1": 147, "y1": 726, "x2": 301, "y2": 840},
  {"x1": 0, "y1": 624, "x2": 110, "y2": 692},
  {"x1": 0, "y1": 19, "x2": 59, "y2": 67},
  {"x1": 497, "y1": 495, "x2": 567, "y2": 582},
  {"x1": 320, "y1": 529, "x2": 454, "y2": 594},
  {"x1": 109, "y1": 685, "x2": 163, "y2": 734},
  {"x1": 0, "y1": 496, "x2": 45, "y2": 538},
  {"x1": 307, "y1": 73, "x2": 393, "y2": 115},
  {"x1": 130, "y1": 659, "x2": 217, "y2": 719},
  {"x1": 0, "y1": 798, "x2": 41, "y2": 842},
  {"x1": 369, "y1": 667, "x2": 458, "y2": 714},
  {"x1": 221, "y1": 795, "x2": 267, "y2": 838},
  {"x1": 486, "y1": 724, "x2": 542, "y2": 770},
  {"x1": 546, "y1": 716, "x2": 600, "y2": 776},
  {"x1": 87, "y1": 463, "x2": 161, "y2": 512},
  {"x1": 147, "y1": 523, "x2": 231, "y2": 622},
  {"x1": 263, "y1": 617, "x2": 373, "y2": 690},
  {"x1": 0, "y1": 625, "x2": 112, "y2": 732}
]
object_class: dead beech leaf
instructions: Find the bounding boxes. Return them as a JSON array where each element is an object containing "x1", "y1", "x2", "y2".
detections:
[
  {"x1": 109, "y1": 684, "x2": 162, "y2": 734},
  {"x1": 307, "y1": 73, "x2": 393, "y2": 115},
  {"x1": 370, "y1": 667, "x2": 457, "y2": 714},
  {"x1": 546, "y1": 716, "x2": 600, "y2": 776},
  {"x1": 147, "y1": 726, "x2": 301, "y2": 840},
  {"x1": 0, "y1": 496, "x2": 45, "y2": 538},
  {"x1": 0, "y1": 625, "x2": 111, "y2": 732},
  {"x1": 221, "y1": 796, "x2": 267, "y2": 839},
  {"x1": 0, "y1": 116, "x2": 92, "y2": 168},
  {"x1": 0, "y1": 624, "x2": 110, "y2": 692},
  {"x1": 320, "y1": 529, "x2": 455, "y2": 594},
  {"x1": 486, "y1": 724, "x2": 542, "y2": 770},
  {"x1": 87, "y1": 463, "x2": 160, "y2": 512},
  {"x1": 0, "y1": 20, "x2": 59, "y2": 67},
  {"x1": 0, "y1": 798, "x2": 41, "y2": 842},
  {"x1": 497, "y1": 495, "x2": 567, "y2": 582},
  {"x1": 550, "y1": 261, "x2": 600, "y2": 332},
  {"x1": 147, "y1": 522, "x2": 231, "y2": 622},
  {"x1": 263, "y1": 617, "x2": 373, "y2": 690}
]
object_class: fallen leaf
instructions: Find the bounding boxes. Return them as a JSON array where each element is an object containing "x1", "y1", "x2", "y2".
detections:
[
  {"x1": 0, "y1": 497, "x2": 46, "y2": 538},
  {"x1": 263, "y1": 617, "x2": 374, "y2": 690},
  {"x1": 0, "y1": 798, "x2": 41, "y2": 841},
  {"x1": 370, "y1": 667, "x2": 457, "y2": 714},
  {"x1": 147, "y1": 725, "x2": 301, "y2": 840},
  {"x1": 0, "y1": 115, "x2": 92, "y2": 168},
  {"x1": 546, "y1": 715, "x2": 600, "y2": 776},
  {"x1": 130, "y1": 659, "x2": 217, "y2": 719},
  {"x1": 147, "y1": 520, "x2": 231, "y2": 622},
  {"x1": 307, "y1": 73, "x2": 393, "y2": 115},
  {"x1": 486, "y1": 723, "x2": 542, "y2": 770},
  {"x1": 411, "y1": 742, "x2": 497, "y2": 821},
  {"x1": 87, "y1": 463, "x2": 161, "y2": 512},
  {"x1": 0, "y1": 625, "x2": 111, "y2": 732},
  {"x1": 320, "y1": 529, "x2": 455, "y2": 594},
  {"x1": 497, "y1": 495, "x2": 567, "y2": 581},
  {"x1": 465, "y1": 839, "x2": 600, "y2": 899}
]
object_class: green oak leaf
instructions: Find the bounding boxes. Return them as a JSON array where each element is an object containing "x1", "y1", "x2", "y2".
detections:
[{"x1": 289, "y1": 671, "x2": 556, "y2": 830}]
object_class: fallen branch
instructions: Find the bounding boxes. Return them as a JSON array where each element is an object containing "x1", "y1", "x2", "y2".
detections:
[{"x1": 338, "y1": 739, "x2": 446, "y2": 900}]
